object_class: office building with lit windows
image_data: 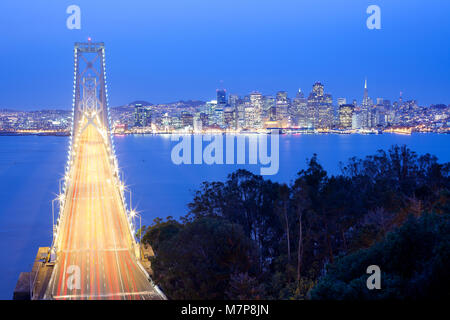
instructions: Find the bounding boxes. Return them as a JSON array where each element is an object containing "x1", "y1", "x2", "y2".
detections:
[{"x1": 339, "y1": 104, "x2": 354, "y2": 129}]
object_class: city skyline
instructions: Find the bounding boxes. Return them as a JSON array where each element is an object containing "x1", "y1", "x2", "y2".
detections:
[
  {"x1": 1, "y1": 1, "x2": 450, "y2": 109},
  {"x1": 2, "y1": 77, "x2": 448, "y2": 134}
]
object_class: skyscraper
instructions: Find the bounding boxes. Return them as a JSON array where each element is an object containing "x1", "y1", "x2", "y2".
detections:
[
  {"x1": 227, "y1": 94, "x2": 240, "y2": 129},
  {"x1": 215, "y1": 89, "x2": 228, "y2": 127},
  {"x1": 206, "y1": 100, "x2": 218, "y2": 126},
  {"x1": 134, "y1": 104, "x2": 152, "y2": 127},
  {"x1": 313, "y1": 82, "x2": 324, "y2": 96},
  {"x1": 223, "y1": 106, "x2": 235, "y2": 129},
  {"x1": 293, "y1": 89, "x2": 308, "y2": 127},
  {"x1": 181, "y1": 111, "x2": 194, "y2": 128},
  {"x1": 217, "y1": 89, "x2": 227, "y2": 106},
  {"x1": 337, "y1": 98, "x2": 347, "y2": 107},
  {"x1": 276, "y1": 91, "x2": 289, "y2": 127},
  {"x1": 228, "y1": 94, "x2": 240, "y2": 109},
  {"x1": 263, "y1": 95, "x2": 276, "y2": 122},
  {"x1": 352, "y1": 110, "x2": 364, "y2": 129},
  {"x1": 361, "y1": 78, "x2": 372, "y2": 128},
  {"x1": 199, "y1": 112, "x2": 209, "y2": 129},
  {"x1": 339, "y1": 104, "x2": 354, "y2": 129},
  {"x1": 321, "y1": 93, "x2": 333, "y2": 128},
  {"x1": 307, "y1": 82, "x2": 333, "y2": 129},
  {"x1": 362, "y1": 78, "x2": 370, "y2": 107},
  {"x1": 249, "y1": 91, "x2": 263, "y2": 128}
]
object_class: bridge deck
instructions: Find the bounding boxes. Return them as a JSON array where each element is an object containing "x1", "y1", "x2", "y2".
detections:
[{"x1": 47, "y1": 121, "x2": 163, "y2": 300}]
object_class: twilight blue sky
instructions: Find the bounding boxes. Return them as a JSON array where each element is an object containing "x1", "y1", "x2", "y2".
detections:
[{"x1": 0, "y1": 0, "x2": 449, "y2": 110}]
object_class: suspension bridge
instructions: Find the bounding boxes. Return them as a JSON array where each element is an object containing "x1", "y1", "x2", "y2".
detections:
[{"x1": 22, "y1": 40, "x2": 166, "y2": 300}]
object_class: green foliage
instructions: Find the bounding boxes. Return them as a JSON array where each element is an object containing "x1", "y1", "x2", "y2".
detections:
[
  {"x1": 143, "y1": 145, "x2": 450, "y2": 300},
  {"x1": 226, "y1": 273, "x2": 265, "y2": 300},
  {"x1": 142, "y1": 216, "x2": 182, "y2": 252},
  {"x1": 310, "y1": 213, "x2": 450, "y2": 299},
  {"x1": 150, "y1": 217, "x2": 259, "y2": 299}
]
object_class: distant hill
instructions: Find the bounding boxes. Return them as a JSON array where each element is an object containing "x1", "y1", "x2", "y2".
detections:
[
  {"x1": 123, "y1": 100, "x2": 206, "y2": 108},
  {"x1": 430, "y1": 104, "x2": 449, "y2": 109},
  {"x1": 111, "y1": 100, "x2": 206, "y2": 111},
  {"x1": 128, "y1": 100, "x2": 153, "y2": 106},
  {"x1": 168, "y1": 100, "x2": 206, "y2": 107},
  {"x1": 111, "y1": 105, "x2": 134, "y2": 112}
]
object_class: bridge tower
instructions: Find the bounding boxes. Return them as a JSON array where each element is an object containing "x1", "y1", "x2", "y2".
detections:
[
  {"x1": 51, "y1": 40, "x2": 121, "y2": 256},
  {"x1": 72, "y1": 40, "x2": 113, "y2": 144}
]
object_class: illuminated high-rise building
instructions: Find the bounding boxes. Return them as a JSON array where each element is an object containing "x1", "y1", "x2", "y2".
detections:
[
  {"x1": 215, "y1": 89, "x2": 228, "y2": 128},
  {"x1": 181, "y1": 111, "x2": 194, "y2": 128},
  {"x1": 217, "y1": 89, "x2": 227, "y2": 106},
  {"x1": 313, "y1": 82, "x2": 324, "y2": 96},
  {"x1": 206, "y1": 100, "x2": 218, "y2": 126},
  {"x1": 320, "y1": 93, "x2": 333, "y2": 128},
  {"x1": 223, "y1": 106, "x2": 235, "y2": 129},
  {"x1": 193, "y1": 115, "x2": 202, "y2": 132},
  {"x1": 228, "y1": 94, "x2": 239, "y2": 108},
  {"x1": 337, "y1": 98, "x2": 347, "y2": 107},
  {"x1": 276, "y1": 91, "x2": 289, "y2": 127},
  {"x1": 244, "y1": 102, "x2": 256, "y2": 129},
  {"x1": 293, "y1": 89, "x2": 308, "y2": 127},
  {"x1": 227, "y1": 94, "x2": 240, "y2": 129},
  {"x1": 134, "y1": 104, "x2": 152, "y2": 127},
  {"x1": 352, "y1": 110, "x2": 364, "y2": 129},
  {"x1": 199, "y1": 112, "x2": 209, "y2": 129},
  {"x1": 296, "y1": 89, "x2": 304, "y2": 99},
  {"x1": 161, "y1": 112, "x2": 170, "y2": 131},
  {"x1": 361, "y1": 78, "x2": 372, "y2": 128},
  {"x1": 339, "y1": 104, "x2": 354, "y2": 129},
  {"x1": 249, "y1": 91, "x2": 263, "y2": 128},
  {"x1": 307, "y1": 82, "x2": 333, "y2": 129},
  {"x1": 250, "y1": 91, "x2": 263, "y2": 108},
  {"x1": 263, "y1": 95, "x2": 276, "y2": 121}
]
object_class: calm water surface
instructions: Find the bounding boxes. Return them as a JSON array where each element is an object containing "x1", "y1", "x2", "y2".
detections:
[{"x1": 0, "y1": 133, "x2": 449, "y2": 299}]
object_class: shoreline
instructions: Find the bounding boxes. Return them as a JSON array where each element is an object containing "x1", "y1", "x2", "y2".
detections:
[
  {"x1": 0, "y1": 131, "x2": 449, "y2": 137},
  {"x1": 0, "y1": 132, "x2": 70, "y2": 137}
]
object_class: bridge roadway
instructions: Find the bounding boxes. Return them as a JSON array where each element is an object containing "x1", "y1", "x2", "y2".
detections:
[{"x1": 47, "y1": 120, "x2": 163, "y2": 300}]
